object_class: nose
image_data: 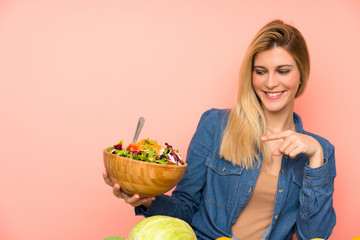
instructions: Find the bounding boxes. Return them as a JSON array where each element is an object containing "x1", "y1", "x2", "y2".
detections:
[{"x1": 265, "y1": 72, "x2": 279, "y2": 89}]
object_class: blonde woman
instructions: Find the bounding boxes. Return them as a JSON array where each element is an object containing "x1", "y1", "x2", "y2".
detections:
[{"x1": 103, "y1": 19, "x2": 336, "y2": 240}]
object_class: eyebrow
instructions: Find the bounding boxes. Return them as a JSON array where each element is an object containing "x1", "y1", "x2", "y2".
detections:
[{"x1": 253, "y1": 64, "x2": 294, "y2": 68}]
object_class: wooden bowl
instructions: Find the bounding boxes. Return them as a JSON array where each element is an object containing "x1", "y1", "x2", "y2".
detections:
[{"x1": 103, "y1": 149, "x2": 187, "y2": 197}]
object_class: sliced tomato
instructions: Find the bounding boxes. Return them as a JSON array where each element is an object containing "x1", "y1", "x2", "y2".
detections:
[{"x1": 126, "y1": 143, "x2": 138, "y2": 152}]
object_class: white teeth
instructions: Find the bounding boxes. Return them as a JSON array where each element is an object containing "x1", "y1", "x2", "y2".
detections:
[{"x1": 267, "y1": 92, "x2": 282, "y2": 97}]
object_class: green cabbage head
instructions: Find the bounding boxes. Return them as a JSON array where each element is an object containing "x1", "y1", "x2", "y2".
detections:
[{"x1": 128, "y1": 215, "x2": 197, "y2": 240}]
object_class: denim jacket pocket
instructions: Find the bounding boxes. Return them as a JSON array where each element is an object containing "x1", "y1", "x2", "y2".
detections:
[
  {"x1": 204, "y1": 154, "x2": 244, "y2": 211},
  {"x1": 280, "y1": 170, "x2": 303, "y2": 222},
  {"x1": 292, "y1": 170, "x2": 303, "y2": 187}
]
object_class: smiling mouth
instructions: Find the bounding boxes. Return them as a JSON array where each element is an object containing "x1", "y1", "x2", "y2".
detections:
[{"x1": 264, "y1": 91, "x2": 285, "y2": 98}]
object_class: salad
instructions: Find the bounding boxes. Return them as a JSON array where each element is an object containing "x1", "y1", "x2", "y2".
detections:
[{"x1": 107, "y1": 138, "x2": 183, "y2": 165}]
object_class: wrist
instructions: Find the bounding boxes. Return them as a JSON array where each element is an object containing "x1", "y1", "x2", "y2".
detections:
[{"x1": 308, "y1": 150, "x2": 324, "y2": 168}]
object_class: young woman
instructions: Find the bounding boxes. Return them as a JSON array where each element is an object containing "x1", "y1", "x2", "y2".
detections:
[{"x1": 103, "y1": 19, "x2": 336, "y2": 240}]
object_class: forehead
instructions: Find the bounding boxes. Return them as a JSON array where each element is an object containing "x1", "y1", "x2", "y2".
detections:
[{"x1": 253, "y1": 47, "x2": 296, "y2": 66}]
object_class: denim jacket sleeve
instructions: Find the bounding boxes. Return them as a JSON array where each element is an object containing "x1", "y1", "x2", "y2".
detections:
[
  {"x1": 134, "y1": 109, "x2": 218, "y2": 222},
  {"x1": 295, "y1": 139, "x2": 336, "y2": 240}
]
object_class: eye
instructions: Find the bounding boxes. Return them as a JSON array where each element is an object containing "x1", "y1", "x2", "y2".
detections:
[
  {"x1": 254, "y1": 69, "x2": 266, "y2": 75},
  {"x1": 278, "y1": 69, "x2": 290, "y2": 74}
]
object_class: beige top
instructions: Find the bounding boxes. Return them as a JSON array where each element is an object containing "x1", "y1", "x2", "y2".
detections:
[{"x1": 231, "y1": 170, "x2": 278, "y2": 240}]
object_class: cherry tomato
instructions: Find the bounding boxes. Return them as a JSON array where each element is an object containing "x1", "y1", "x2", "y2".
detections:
[{"x1": 126, "y1": 143, "x2": 138, "y2": 152}]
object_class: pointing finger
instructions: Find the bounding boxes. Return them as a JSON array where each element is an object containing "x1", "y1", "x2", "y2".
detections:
[{"x1": 261, "y1": 130, "x2": 293, "y2": 142}]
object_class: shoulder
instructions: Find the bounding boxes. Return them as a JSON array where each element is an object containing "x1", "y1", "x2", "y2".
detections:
[
  {"x1": 197, "y1": 108, "x2": 230, "y2": 128},
  {"x1": 191, "y1": 108, "x2": 229, "y2": 150}
]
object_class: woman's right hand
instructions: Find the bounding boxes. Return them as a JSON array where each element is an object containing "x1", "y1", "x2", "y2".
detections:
[{"x1": 102, "y1": 170, "x2": 155, "y2": 208}]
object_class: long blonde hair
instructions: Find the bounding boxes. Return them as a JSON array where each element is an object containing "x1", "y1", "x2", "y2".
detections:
[{"x1": 219, "y1": 20, "x2": 310, "y2": 168}]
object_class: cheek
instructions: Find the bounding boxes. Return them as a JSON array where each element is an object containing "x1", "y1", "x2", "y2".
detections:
[
  {"x1": 252, "y1": 74, "x2": 263, "y2": 90},
  {"x1": 286, "y1": 73, "x2": 301, "y2": 90}
]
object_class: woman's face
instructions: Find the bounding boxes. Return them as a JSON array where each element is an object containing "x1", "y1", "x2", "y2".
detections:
[{"x1": 252, "y1": 47, "x2": 301, "y2": 115}]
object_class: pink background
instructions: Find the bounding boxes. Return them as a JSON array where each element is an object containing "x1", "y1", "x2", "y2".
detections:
[{"x1": 1, "y1": 0, "x2": 359, "y2": 239}]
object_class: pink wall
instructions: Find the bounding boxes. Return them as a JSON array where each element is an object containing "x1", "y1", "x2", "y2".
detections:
[{"x1": 1, "y1": 0, "x2": 359, "y2": 239}]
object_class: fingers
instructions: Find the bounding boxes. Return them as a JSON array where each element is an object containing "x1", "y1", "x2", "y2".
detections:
[
  {"x1": 278, "y1": 140, "x2": 302, "y2": 158},
  {"x1": 103, "y1": 170, "x2": 155, "y2": 207},
  {"x1": 113, "y1": 185, "x2": 155, "y2": 207},
  {"x1": 112, "y1": 183, "x2": 122, "y2": 197},
  {"x1": 272, "y1": 149, "x2": 282, "y2": 156},
  {"x1": 261, "y1": 130, "x2": 296, "y2": 157},
  {"x1": 263, "y1": 131, "x2": 320, "y2": 159},
  {"x1": 262, "y1": 130, "x2": 302, "y2": 158},
  {"x1": 126, "y1": 195, "x2": 155, "y2": 208},
  {"x1": 102, "y1": 170, "x2": 114, "y2": 187},
  {"x1": 261, "y1": 130, "x2": 292, "y2": 142}
]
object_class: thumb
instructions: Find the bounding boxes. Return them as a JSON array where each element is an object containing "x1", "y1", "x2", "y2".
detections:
[{"x1": 272, "y1": 149, "x2": 282, "y2": 156}]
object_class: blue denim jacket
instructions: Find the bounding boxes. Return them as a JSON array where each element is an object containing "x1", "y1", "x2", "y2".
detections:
[{"x1": 135, "y1": 109, "x2": 336, "y2": 240}]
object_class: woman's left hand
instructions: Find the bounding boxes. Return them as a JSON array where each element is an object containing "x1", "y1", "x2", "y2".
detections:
[{"x1": 261, "y1": 130, "x2": 324, "y2": 168}]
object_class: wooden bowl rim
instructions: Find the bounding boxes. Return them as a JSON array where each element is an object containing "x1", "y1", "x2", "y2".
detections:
[{"x1": 103, "y1": 148, "x2": 188, "y2": 168}]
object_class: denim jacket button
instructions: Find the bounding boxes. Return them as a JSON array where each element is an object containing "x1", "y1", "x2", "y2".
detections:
[
  {"x1": 279, "y1": 189, "x2": 284, "y2": 193},
  {"x1": 284, "y1": 155, "x2": 288, "y2": 159},
  {"x1": 274, "y1": 215, "x2": 278, "y2": 219},
  {"x1": 222, "y1": 167, "x2": 226, "y2": 172},
  {"x1": 281, "y1": 169, "x2": 285, "y2": 173}
]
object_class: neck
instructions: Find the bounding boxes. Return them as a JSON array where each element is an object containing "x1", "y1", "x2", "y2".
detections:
[{"x1": 264, "y1": 110, "x2": 295, "y2": 134}]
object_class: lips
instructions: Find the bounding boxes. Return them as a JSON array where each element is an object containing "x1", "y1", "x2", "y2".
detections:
[{"x1": 263, "y1": 91, "x2": 285, "y2": 99}]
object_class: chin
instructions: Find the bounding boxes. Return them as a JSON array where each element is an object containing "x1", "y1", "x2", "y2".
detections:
[{"x1": 262, "y1": 103, "x2": 288, "y2": 113}]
